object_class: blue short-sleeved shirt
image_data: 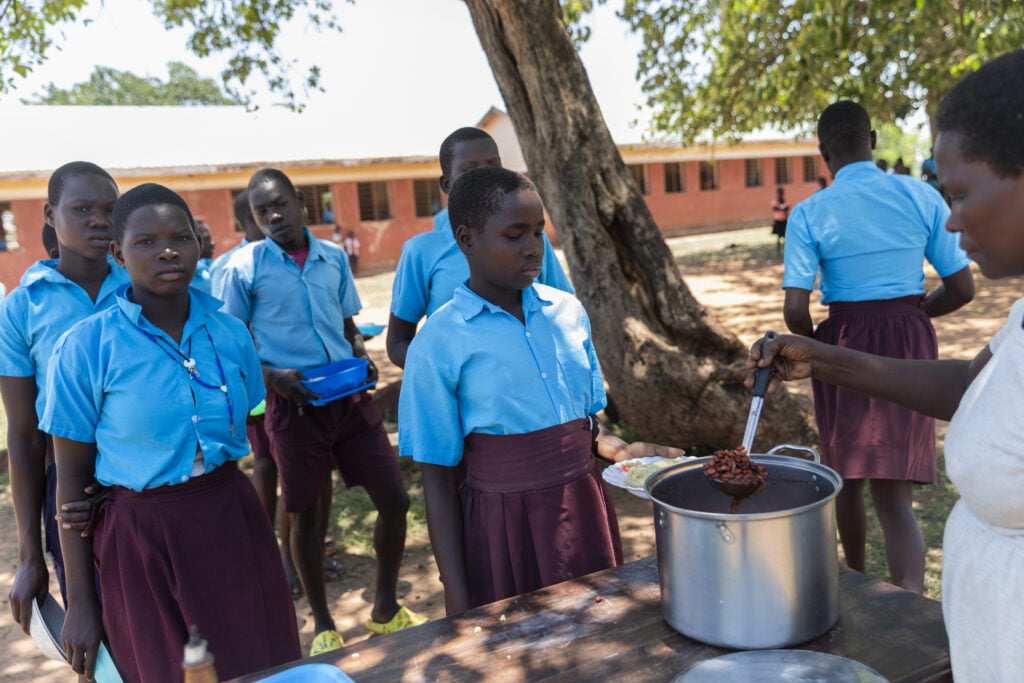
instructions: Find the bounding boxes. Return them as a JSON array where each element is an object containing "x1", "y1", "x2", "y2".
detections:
[
  {"x1": 40, "y1": 287, "x2": 265, "y2": 491},
  {"x1": 782, "y1": 161, "x2": 969, "y2": 304},
  {"x1": 0, "y1": 257, "x2": 130, "y2": 418},
  {"x1": 398, "y1": 283, "x2": 606, "y2": 466},
  {"x1": 390, "y1": 208, "x2": 575, "y2": 323},
  {"x1": 192, "y1": 257, "x2": 214, "y2": 295},
  {"x1": 209, "y1": 238, "x2": 248, "y2": 294},
  {"x1": 215, "y1": 230, "x2": 363, "y2": 372}
]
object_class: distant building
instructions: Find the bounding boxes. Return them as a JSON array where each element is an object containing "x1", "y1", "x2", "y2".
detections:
[{"x1": 0, "y1": 105, "x2": 822, "y2": 291}]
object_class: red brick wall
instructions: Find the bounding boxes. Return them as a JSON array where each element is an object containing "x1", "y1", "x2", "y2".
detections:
[
  {"x1": 1, "y1": 198, "x2": 48, "y2": 294},
  {"x1": 643, "y1": 158, "x2": 820, "y2": 234},
  {"x1": 1, "y1": 159, "x2": 825, "y2": 292}
]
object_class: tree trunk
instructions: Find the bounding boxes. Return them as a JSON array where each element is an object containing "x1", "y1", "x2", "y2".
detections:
[{"x1": 463, "y1": 0, "x2": 816, "y2": 451}]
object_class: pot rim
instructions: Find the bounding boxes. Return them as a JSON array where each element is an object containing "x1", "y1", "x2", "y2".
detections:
[{"x1": 645, "y1": 454, "x2": 844, "y2": 521}]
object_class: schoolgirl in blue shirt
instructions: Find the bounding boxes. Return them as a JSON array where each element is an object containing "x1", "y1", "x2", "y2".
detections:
[
  {"x1": 386, "y1": 127, "x2": 574, "y2": 368},
  {"x1": 41, "y1": 184, "x2": 300, "y2": 681},
  {"x1": 399, "y1": 167, "x2": 680, "y2": 615},
  {"x1": 0, "y1": 162, "x2": 127, "y2": 632}
]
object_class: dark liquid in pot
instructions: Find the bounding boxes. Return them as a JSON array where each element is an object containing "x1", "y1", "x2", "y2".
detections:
[{"x1": 652, "y1": 463, "x2": 835, "y2": 514}]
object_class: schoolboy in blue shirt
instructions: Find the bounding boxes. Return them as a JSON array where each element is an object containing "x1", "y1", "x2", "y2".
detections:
[
  {"x1": 41, "y1": 183, "x2": 300, "y2": 682},
  {"x1": 217, "y1": 168, "x2": 425, "y2": 654},
  {"x1": 0, "y1": 162, "x2": 127, "y2": 630},
  {"x1": 400, "y1": 166, "x2": 681, "y2": 615},
  {"x1": 386, "y1": 127, "x2": 574, "y2": 368}
]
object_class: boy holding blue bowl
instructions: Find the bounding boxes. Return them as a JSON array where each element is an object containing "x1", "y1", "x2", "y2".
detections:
[{"x1": 217, "y1": 168, "x2": 425, "y2": 655}]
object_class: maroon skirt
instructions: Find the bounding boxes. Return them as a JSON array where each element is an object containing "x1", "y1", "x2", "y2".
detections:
[
  {"x1": 91, "y1": 461, "x2": 301, "y2": 682},
  {"x1": 457, "y1": 418, "x2": 623, "y2": 615},
  {"x1": 812, "y1": 296, "x2": 937, "y2": 483}
]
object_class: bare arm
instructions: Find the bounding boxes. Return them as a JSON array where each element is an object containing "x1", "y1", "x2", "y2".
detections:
[
  {"x1": 385, "y1": 313, "x2": 418, "y2": 370},
  {"x1": 748, "y1": 334, "x2": 992, "y2": 421},
  {"x1": 783, "y1": 288, "x2": 814, "y2": 337},
  {"x1": 53, "y1": 436, "x2": 104, "y2": 680},
  {"x1": 0, "y1": 376, "x2": 49, "y2": 633},
  {"x1": 420, "y1": 463, "x2": 470, "y2": 615},
  {"x1": 594, "y1": 418, "x2": 686, "y2": 463},
  {"x1": 344, "y1": 317, "x2": 378, "y2": 383},
  {"x1": 921, "y1": 265, "x2": 975, "y2": 318}
]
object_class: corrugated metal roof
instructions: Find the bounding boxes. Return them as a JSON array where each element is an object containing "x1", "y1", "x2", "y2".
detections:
[{"x1": 0, "y1": 105, "x2": 441, "y2": 177}]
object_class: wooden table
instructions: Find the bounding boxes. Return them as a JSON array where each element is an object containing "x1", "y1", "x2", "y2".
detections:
[{"x1": 241, "y1": 557, "x2": 950, "y2": 682}]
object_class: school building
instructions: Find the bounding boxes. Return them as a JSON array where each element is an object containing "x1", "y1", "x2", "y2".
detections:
[{"x1": 0, "y1": 104, "x2": 823, "y2": 292}]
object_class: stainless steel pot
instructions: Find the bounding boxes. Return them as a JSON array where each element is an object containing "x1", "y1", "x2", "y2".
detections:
[{"x1": 645, "y1": 445, "x2": 842, "y2": 649}]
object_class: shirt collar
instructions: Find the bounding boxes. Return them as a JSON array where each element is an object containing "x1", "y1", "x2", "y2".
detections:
[
  {"x1": 116, "y1": 284, "x2": 224, "y2": 342},
  {"x1": 20, "y1": 255, "x2": 121, "y2": 288},
  {"x1": 451, "y1": 283, "x2": 551, "y2": 320},
  {"x1": 833, "y1": 160, "x2": 882, "y2": 182},
  {"x1": 261, "y1": 228, "x2": 325, "y2": 263}
]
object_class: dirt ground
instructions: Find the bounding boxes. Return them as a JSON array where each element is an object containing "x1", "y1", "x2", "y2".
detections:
[{"x1": 0, "y1": 230, "x2": 1019, "y2": 680}]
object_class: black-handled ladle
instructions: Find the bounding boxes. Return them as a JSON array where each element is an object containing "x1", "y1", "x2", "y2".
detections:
[{"x1": 708, "y1": 331, "x2": 777, "y2": 501}]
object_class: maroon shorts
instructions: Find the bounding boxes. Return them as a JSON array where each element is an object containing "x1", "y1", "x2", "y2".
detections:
[
  {"x1": 264, "y1": 390, "x2": 402, "y2": 513},
  {"x1": 246, "y1": 412, "x2": 272, "y2": 461}
]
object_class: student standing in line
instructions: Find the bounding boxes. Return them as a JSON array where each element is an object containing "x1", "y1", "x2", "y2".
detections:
[
  {"x1": 213, "y1": 191, "x2": 336, "y2": 597},
  {"x1": 386, "y1": 127, "x2": 573, "y2": 370},
  {"x1": 209, "y1": 191, "x2": 265, "y2": 295},
  {"x1": 782, "y1": 101, "x2": 975, "y2": 593},
  {"x1": 0, "y1": 162, "x2": 128, "y2": 632},
  {"x1": 191, "y1": 220, "x2": 216, "y2": 294},
  {"x1": 217, "y1": 168, "x2": 425, "y2": 655},
  {"x1": 400, "y1": 167, "x2": 682, "y2": 615},
  {"x1": 42, "y1": 183, "x2": 300, "y2": 681}
]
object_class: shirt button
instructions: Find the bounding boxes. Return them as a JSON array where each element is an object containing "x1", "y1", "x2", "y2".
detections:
[
  {"x1": 525, "y1": 332, "x2": 532, "y2": 338},
  {"x1": 181, "y1": 476, "x2": 189, "y2": 482},
  {"x1": 191, "y1": 415, "x2": 199, "y2": 423},
  {"x1": 541, "y1": 372, "x2": 548, "y2": 379}
]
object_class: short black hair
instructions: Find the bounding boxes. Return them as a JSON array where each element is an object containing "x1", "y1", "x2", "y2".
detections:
[
  {"x1": 448, "y1": 166, "x2": 537, "y2": 234},
  {"x1": 248, "y1": 168, "x2": 299, "y2": 199},
  {"x1": 47, "y1": 161, "x2": 117, "y2": 205},
  {"x1": 816, "y1": 101, "x2": 872, "y2": 155},
  {"x1": 936, "y1": 49, "x2": 1024, "y2": 178},
  {"x1": 111, "y1": 183, "x2": 196, "y2": 242},
  {"x1": 439, "y1": 127, "x2": 496, "y2": 177}
]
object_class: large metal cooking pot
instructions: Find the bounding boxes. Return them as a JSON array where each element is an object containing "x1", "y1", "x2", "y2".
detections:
[{"x1": 645, "y1": 445, "x2": 842, "y2": 649}]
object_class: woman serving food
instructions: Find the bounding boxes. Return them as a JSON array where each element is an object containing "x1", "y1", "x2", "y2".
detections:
[{"x1": 748, "y1": 49, "x2": 1024, "y2": 680}]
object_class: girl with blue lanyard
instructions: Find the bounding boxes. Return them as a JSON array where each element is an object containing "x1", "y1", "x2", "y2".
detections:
[{"x1": 41, "y1": 184, "x2": 300, "y2": 681}]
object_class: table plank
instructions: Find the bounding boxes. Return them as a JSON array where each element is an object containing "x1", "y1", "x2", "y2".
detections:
[{"x1": 241, "y1": 557, "x2": 950, "y2": 682}]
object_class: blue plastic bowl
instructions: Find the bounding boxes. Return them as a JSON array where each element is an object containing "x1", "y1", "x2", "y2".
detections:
[
  {"x1": 258, "y1": 663, "x2": 355, "y2": 682},
  {"x1": 300, "y1": 358, "x2": 369, "y2": 398}
]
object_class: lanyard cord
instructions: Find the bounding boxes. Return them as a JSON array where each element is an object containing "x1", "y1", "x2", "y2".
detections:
[{"x1": 138, "y1": 325, "x2": 236, "y2": 437}]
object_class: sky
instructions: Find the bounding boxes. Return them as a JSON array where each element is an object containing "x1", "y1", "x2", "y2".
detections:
[{"x1": 7, "y1": 0, "x2": 654, "y2": 145}]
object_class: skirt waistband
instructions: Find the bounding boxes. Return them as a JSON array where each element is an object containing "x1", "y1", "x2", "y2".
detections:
[
  {"x1": 828, "y1": 294, "x2": 925, "y2": 315},
  {"x1": 462, "y1": 418, "x2": 595, "y2": 493}
]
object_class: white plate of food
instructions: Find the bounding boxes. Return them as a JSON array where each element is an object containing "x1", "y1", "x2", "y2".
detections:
[{"x1": 603, "y1": 456, "x2": 691, "y2": 499}]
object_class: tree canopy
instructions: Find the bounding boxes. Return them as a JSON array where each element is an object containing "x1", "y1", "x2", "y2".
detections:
[
  {"x1": 23, "y1": 61, "x2": 242, "y2": 105},
  {"x1": 0, "y1": 0, "x2": 346, "y2": 107},
  {"x1": 617, "y1": 0, "x2": 1024, "y2": 141}
]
